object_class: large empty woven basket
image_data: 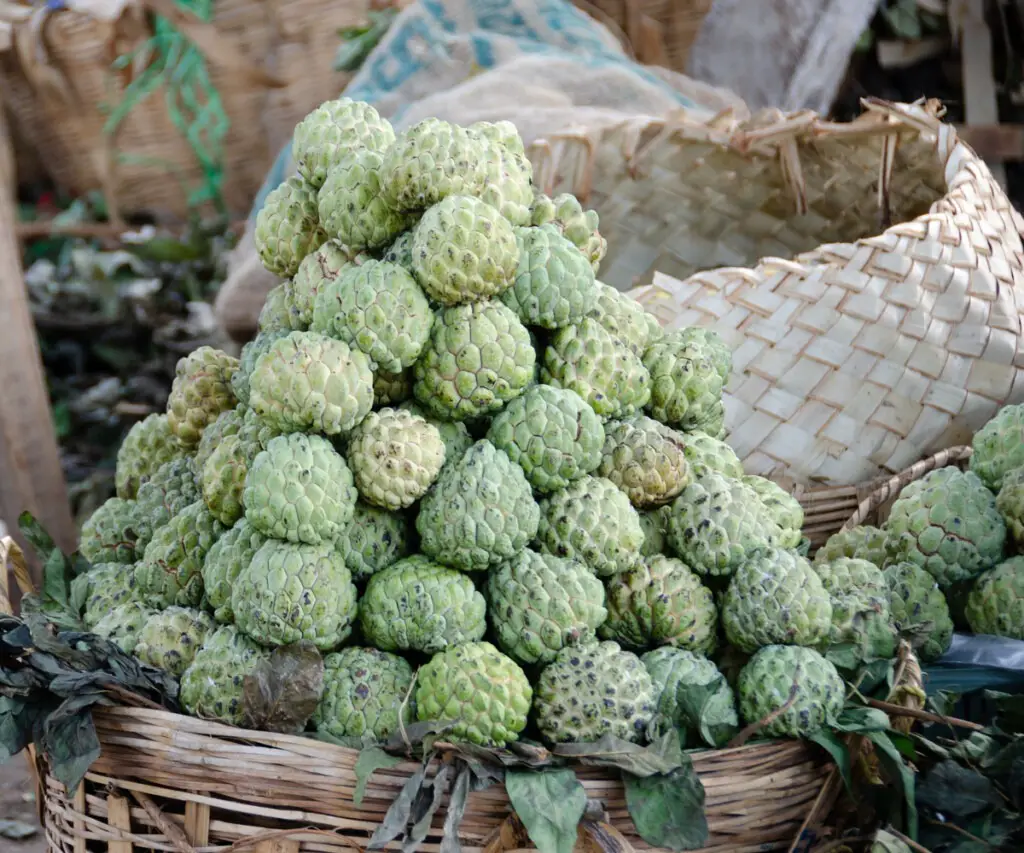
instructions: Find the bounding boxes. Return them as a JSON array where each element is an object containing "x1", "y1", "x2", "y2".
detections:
[{"x1": 529, "y1": 99, "x2": 1024, "y2": 486}]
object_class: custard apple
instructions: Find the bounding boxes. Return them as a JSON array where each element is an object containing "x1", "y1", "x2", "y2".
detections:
[
  {"x1": 232, "y1": 539, "x2": 358, "y2": 650},
  {"x1": 541, "y1": 318, "x2": 651, "y2": 419},
  {"x1": 501, "y1": 225, "x2": 597, "y2": 328},
  {"x1": 258, "y1": 283, "x2": 305, "y2": 333},
  {"x1": 485, "y1": 384, "x2": 605, "y2": 493},
  {"x1": 195, "y1": 406, "x2": 245, "y2": 471},
  {"x1": 814, "y1": 558, "x2": 896, "y2": 667},
  {"x1": 814, "y1": 526, "x2": 888, "y2": 567},
  {"x1": 413, "y1": 301, "x2": 535, "y2": 421},
  {"x1": 742, "y1": 476, "x2": 803, "y2": 549},
  {"x1": 347, "y1": 408, "x2": 445, "y2": 510},
  {"x1": 249, "y1": 331, "x2": 374, "y2": 436},
  {"x1": 373, "y1": 369, "x2": 413, "y2": 407},
  {"x1": 383, "y1": 230, "x2": 414, "y2": 269},
  {"x1": 639, "y1": 507, "x2": 670, "y2": 557},
  {"x1": 131, "y1": 455, "x2": 201, "y2": 551},
  {"x1": 359, "y1": 556, "x2": 487, "y2": 653},
  {"x1": 530, "y1": 192, "x2": 606, "y2": 272},
  {"x1": 643, "y1": 331, "x2": 725, "y2": 431},
  {"x1": 166, "y1": 347, "x2": 239, "y2": 449},
  {"x1": 201, "y1": 435, "x2": 253, "y2": 526},
  {"x1": 134, "y1": 606, "x2": 215, "y2": 677},
  {"x1": 136, "y1": 500, "x2": 226, "y2": 608},
  {"x1": 971, "y1": 404, "x2": 1024, "y2": 491},
  {"x1": 287, "y1": 240, "x2": 369, "y2": 327},
  {"x1": 233, "y1": 331, "x2": 290, "y2": 408},
  {"x1": 722, "y1": 548, "x2": 832, "y2": 653},
  {"x1": 997, "y1": 467, "x2": 1024, "y2": 548},
  {"x1": 690, "y1": 399, "x2": 727, "y2": 440},
  {"x1": 180, "y1": 625, "x2": 270, "y2": 725},
  {"x1": 598, "y1": 415, "x2": 690, "y2": 507},
  {"x1": 91, "y1": 601, "x2": 157, "y2": 655},
  {"x1": 411, "y1": 195, "x2": 518, "y2": 305},
  {"x1": 681, "y1": 431, "x2": 744, "y2": 480},
  {"x1": 318, "y1": 150, "x2": 411, "y2": 250},
  {"x1": 202, "y1": 519, "x2": 267, "y2": 623},
  {"x1": 314, "y1": 647, "x2": 415, "y2": 743},
  {"x1": 966, "y1": 556, "x2": 1024, "y2": 639},
  {"x1": 115, "y1": 413, "x2": 182, "y2": 499},
  {"x1": 470, "y1": 121, "x2": 533, "y2": 226},
  {"x1": 884, "y1": 562, "x2": 953, "y2": 662},
  {"x1": 77, "y1": 563, "x2": 140, "y2": 629},
  {"x1": 533, "y1": 641, "x2": 655, "y2": 744},
  {"x1": 536, "y1": 475, "x2": 644, "y2": 576},
  {"x1": 737, "y1": 645, "x2": 844, "y2": 737},
  {"x1": 254, "y1": 176, "x2": 327, "y2": 277},
  {"x1": 642, "y1": 647, "x2": 739, "y2": 747},
  {"x1": 292, "y1": 98, "x2": 395, "y2": 188},
  {"x1": 312, "y1": 260, "x2": 433, "y2": 374},
  {"x1": 335, "y1": 502, "x2": 411, "y2": 582},
  {"x1": 884, "y1": 466, "x2": 1006, "y2": 587},
  {"x1": 79, "y1": 497, "x2": 141, "y2": 565},
  {"x1": 672, "y1": 328, "x2": 731, "y2": 384},
  {"x1": 398, "y1": 401, "x2": 474, "y2": 463},
  {"x1": 417, "y1": 440, "x2": 539, "y2": 571},
  {"x1": 665, "y1": 473, "x2": 781, "y2": 577},
  {"x1": 487, "y1": 550, "x2": 607, "y2": 665},
  {"x1": 383, "y1": 118, "x2": 488, "y2": 210},
  {"x1": 416, "y1": 642, "x2": 531, "y2": 747},
  {"x1": 601, "y1": 555, "x2": 718, "y2": 654},
  {"x1": 588, "y1": 282, "x2": 663, "y2": 356},
  {"x1": 244, "y1": 432, "x2": 356, "y2": 545}
]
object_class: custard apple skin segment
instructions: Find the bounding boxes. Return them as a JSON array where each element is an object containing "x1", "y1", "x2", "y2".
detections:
[
  {"x1": 681, "y1": 431, "x2": 744, "y2": 480},
  {"x1": 292, "y1": 98, "x2": 394, "y2": 188},
  {"x1": 133, "y1": 606, "x2": 215, "y2": 677},
  {"x1": 996, "y1": 468, "x2": 1024, "y2": 548},
  {"x1": 672, "y1": 327, "x2": 732, "y2": 384},
  {"x1": 417, "y1": 440, "x2": 539, "y2": 572},
  {"x1": 359, "y1": 556, "x2": 487, "y2": 653},
  {"x1": 383, "y1": 231, "x2": 415, "y2": 269},
  {"x1": 334, "y1": 502, "x2": 411, "y2": 582},
  {"x1": 638, "y1": 507, "x2": 670, "y2": 557},
  {"x1": 258, "y1": 283, "x2": 306, "y2": 333},
  {"x1": 742, "y1": 476, "x2": 804, "y2": 549},
  {"x1": 413, "y1": 301, "x2": 535, "y2": 421},
  {"x1": 115, "y1": 413, "x2": 182, "y2": 499},
  {"x1": 180, "y1": 626, "x2": 270, "y2": 725},
  {"x1": 314, "y1": 647, "x2": 415, "y2": 743},
  {"x1": 312, "y1": 260, "x2": 433, "y2": 374},
  {"x1": 411, "y1": 195, "x2": 519, "y2": 305},
  {"x1": 665, "y1": 473, "x2": 781, "y2": 578},
  {"x1": 166, "y1": 347, "x2": 239, "y2": 449},
  {"x1": 814, "y1": 526, "x2": 888, "y2": 567},
  {"x1": 884, "y1": 466, "x2": 1006, "y2": 588},
  {"x1": 79, "y1": 497, "x2": 141, "y2": 565},
  {"x1": 501, "y1": 225, "x2": 598, "y2": 329},
  {"x1": 600, "y1": 555, "x2": 718, "y2": 654},
  {"x1": 136, "y1": 500, "x2": 226, "y2": 608},
  {"x1": 243, "y1": 432, "x2": 357, "y2": 546},
  {"x1": 487, "y1": 550, "x2": 607, "y2": 665},
  {"x1": 588, "y1": 282, "x2": 663, "y2": 356},
  {"x1": 970, "y1": 404, "x2": 1024, "y2": 491},
  {"x1": 233, "y1": 331, "x2": 290, "y2": 407},
  {"x1": 254, "y1": 176, "x2": 327, "y2": 277},
  {"x1": 318, "y1": 150, "x2": 411, "y2": 251},
  {"x1": 201, "y1": 434, "x2": 253, "y2": 527},
  {"x1": 598, "y1": 415, "x2": 690, "y2": 508},
  {"x1": 533, "y1": 641, "x2": 656, "y2": 745},
  {"x1": 232, "y1": 539, "x2": 358, "y2": 651},
  {"x1": 485, "y1": 384, "x2": 605, "y2": 494},
  {"x1": 642, "y1": 647, "x2": 739, "y2": 747},
  {"x1": 643, "y1": 332, "x2": 725, "y2": 431},
  {"x1": 416, "y1": 642, "x2": 531, "y2": 747},
  {"x1": 530, "y1": 192, "x2": 607, "y2": 272},
  {"x1": 722, "y1": 549, "x2": 833, "y2": 653},
  {"x1": 814, "y1": 557, "x2": 896, "y2": 666},
  {"x1": 248, "y1": 331, "x2": 374, "y2": 436},
  {"x1": 470, "y1": 121, "x2": 534, "y2": 226},
  {"x1": 287, "y1": 240, "x2": 369, "y2": 328},
  {"x1": 737, "y1": 645, "x2": 844, "y2": 738},
  {"x1": 536, "y1": 475, "x2": 645, "y2": 577},
  {"x1": 383, "y1": 118, "x2": 488, "y2": 211},
  {"x1": 541, "y1": 317, "x2": 651, "y2": 420},
  {"x1": 398, "y1": 401, "x2": 474, "y2": 462},
  {"x1": 202, "y1": 519, "x2": 267, "y2": 624},
  {"x1": 965, "y1": 556, "x2": 1024, "y2": 639},
  {"x1": 373, "y1": 369, "x2": 413, "y2": 407},
  {"x1": 91, "y1": 602, "x2": 157, "y2": 655},
  {"x1": 78, "y1": 563, "x2": 140, "y2": 629},
  {"x1": 195, "y1": 407, "x2": 244, "y2": 471},
  {"x1": 884, "y1": 562, "x2": 954, "y2": 662}
]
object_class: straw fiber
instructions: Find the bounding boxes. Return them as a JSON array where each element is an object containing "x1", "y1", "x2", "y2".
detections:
[
  {"x1": 34, "y1": 706, "x2": 833, "y2": 853},
  {"x1": 528, "y1": 99, "x2": 1024, "y2": 487},
  {"x1": 578, "y1": 0, "x2": 712, "y2": 71}
]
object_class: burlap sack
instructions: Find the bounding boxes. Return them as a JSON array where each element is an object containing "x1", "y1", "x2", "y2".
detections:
[{"x1": 214, "y1": 0, "x2": 745, "y2": 340}]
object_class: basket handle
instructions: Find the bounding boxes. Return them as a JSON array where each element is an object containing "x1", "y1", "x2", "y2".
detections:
[{"x1": 841, "y1": 445, "x2": 973, "y2": 531}]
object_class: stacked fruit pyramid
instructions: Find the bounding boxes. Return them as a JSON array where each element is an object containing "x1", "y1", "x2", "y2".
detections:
[{"x1": 75, "y1": 96, "x2": 907, "y2": 751}]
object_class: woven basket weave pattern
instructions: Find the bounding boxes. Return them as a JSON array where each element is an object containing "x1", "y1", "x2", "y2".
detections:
[{"x1": 530, "y1": 101, "x2": 1024, "y2": 487}]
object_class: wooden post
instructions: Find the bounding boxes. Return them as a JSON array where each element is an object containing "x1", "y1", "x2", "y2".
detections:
[{"x1": 0, "y1": 107, "x2": 77, "y2": 578}]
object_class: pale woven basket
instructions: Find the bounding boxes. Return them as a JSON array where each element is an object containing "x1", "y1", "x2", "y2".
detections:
[{"x1": 528, "y1": 99, "x2": 1024, "y2": 488}]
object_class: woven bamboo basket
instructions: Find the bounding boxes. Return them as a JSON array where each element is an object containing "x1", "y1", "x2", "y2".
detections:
[
  {"x1": 527, "y1": 99, "x2": 1024, "y2": 488},
  {"x1": 577, "y1": 0, "x2": 712, "y2": 71}
]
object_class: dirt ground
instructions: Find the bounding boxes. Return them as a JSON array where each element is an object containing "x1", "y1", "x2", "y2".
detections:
[{"x1": 0, "y1": 756, "x2": 46, "y2": 853}]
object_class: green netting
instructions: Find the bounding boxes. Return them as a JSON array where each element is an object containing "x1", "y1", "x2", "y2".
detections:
[{"x1": 103, "y1": 0, "x2": 228, "y2": 213}]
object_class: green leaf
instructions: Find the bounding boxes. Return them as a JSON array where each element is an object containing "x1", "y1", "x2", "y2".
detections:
[
  {"x1": 40, "y1": 694, "x2": 103, "y2": 792},
  {"x1": 553, "y1": 733, "x2": 682, "y2": 777},
  {"x1": 368, "y1": 762, "x2": 427, "y2": 850},
  {"x1": 868, "y1": 731, "x2": 917, "y2": 839},
  {"x1": 917, "y1": 760, "x2": 1001, "y2": 820},
  {"x1": 623, "y1": 757, "x2": 708, "y2": 851},
  {"x1": 441, "y1": 764, "x2": 473, "y2": 853},
  {"x1": 834, "y1": 706, "x2": 893, "y2": 734},
  {"x1": 405, "y1": 760, "x2": 452, "y2": 853},
  {"x1": 505, "y1": 768, "x2": 586, "y2": 853},
  {"x1": 809, "y1": 728, "x2": 852, "y2": 791},
  {"x1": 354, "y1": 746, "x2": 403, "y2": 807},
  {"x1": 241, "y1": 642, "x2": 324, "y2": 734}
]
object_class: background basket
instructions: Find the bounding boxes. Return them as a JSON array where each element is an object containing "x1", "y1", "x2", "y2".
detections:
[{"x1": 35, "y1": 706, "x2": 833, "y2": 853}]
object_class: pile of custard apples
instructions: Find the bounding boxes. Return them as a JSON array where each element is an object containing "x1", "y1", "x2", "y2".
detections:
[{"x1": 73, "y1": 96, "x2": 917, "y2": 751}]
